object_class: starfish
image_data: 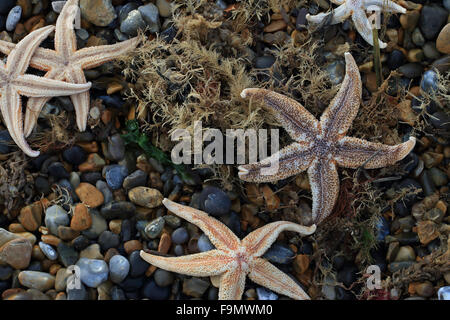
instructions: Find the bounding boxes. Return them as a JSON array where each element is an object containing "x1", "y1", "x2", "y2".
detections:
[
  {"x1": 140, "y1": 198, "x2": 316, "y2": 300},
  {"x1": 0, "y1": 0, "x2": 139, "y2": 139},
  {"x1": 0, "y1": 25, "x2": 92, "y2": 157},
  {"x1": 238, "y1": 52, "x2": 416, "y2": 224},
  {"x1": 306, "y1": 0, "x2": 406, "y2": 48}
]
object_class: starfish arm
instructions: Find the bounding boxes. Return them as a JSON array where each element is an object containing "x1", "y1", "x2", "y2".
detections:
[
  {"x1": 306, "y1": 5, "x2": 350, "y2": 25},
  {"x1": 0, "y1": 88, "x2": 39, "y2": 157},
  {"x1": 23, "y1": 69, "x2": 65, "y2": 137},
  {"x1": 162, "y1": 199, "x2": 240, "y2": 251},
  {"x1": 139, "y1": 250, "x2": 232, "y2": 277},
  {"x1": 218, "y1": 268, "x2": 247, "y2": 300},
  {"x1": 6, "y1": 26, "x2": 55, "y2": 77},
  {"x1": 334, "y1": 136, "x2": 416, "y2": 169},
  {"x1": 73, "y1": 37, "x2": 140, "y2": 70},
  {"x1": 0, "y1": 40, "x2": 15, "y2": 55},
  {"x1": 241, "y1": 88, "x2": 319, "y2": 142},
  {"x1": 249, "y1": 258, "x2": 310, "y2": 300},
  {"x1": 308, "y1": 158, "x2": 340, "y2": 224},
  {"x1": 64, "y1": 67, "x2": 90, "y2": 132},
  {"x1": 364, "y1": 0, "x2": 406, "y2": 13},
  {"x1": 0, "y1": 41, "x2": 62, "y2": 71},
  {"x1": 55, "y1": 0, "x2": 78, "y2": 56},
  {"x1": 351, "y1": 9, "x2": 387, "y2": 48},
  {"x1": 14, "y1": 74, "x2": 91, "y2": 97},
  {"x1": 320, "y1": 52, "x2": 362, "y2": 140},
  {"x1": 238, "y1": 142, "x2": 316, "y2": 183},
  {"x1": 242, "y1": 221, "x2": 316, "y2": 258},
  {"x1": 331, "y1": 0, "x2": 345, "y2": 4}
]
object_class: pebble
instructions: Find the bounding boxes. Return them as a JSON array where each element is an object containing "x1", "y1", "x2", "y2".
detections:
[
  {"x1": 105, "y1": 165, "x2": 128, "y2": 190},
  {"x1": 156, "y1": 0, "x2": 172, "y2": 17},
  {"x1": 77, "y1": 258, "x2": 109, "y2": 288},
  {"x1": 80, "y1": 244, "x2": 103, "y2": 260},
  {"x1": 171, "y1": 227, "x2": 189, "y2": 245},
  {"x1": 325, "y1": 60, "x2": 345, "y2": 85},
  {"x1": 18, "y1": 202, "x2": 42, "y2": 232},
  {"x1": 255, "y1": 55, "x2": 276, "y2": 69},
  {"x1": 44, "y1": 205, "x2": 70, "y2": 236},
  {"x1": 438, "y1": 286, "x2": 450, "y2": 300},
  {"x1": 423, "y1": 42, "x2": 441, "y2": 60},
  {"x1": 411, "y1": 28, "x2": 425, "y2": 46},
  {"x1": 138, "y1": 3, "x2": 160, "y2": 33},
  {"x1": 387, "y1": 50, "x2": 405, "y2": 69},
  {"x1": 6, "y1": 6, "x2": 21, "y2": 31},
  {"x1": 0, "y1": 238, "x2": 32, "y2": 269},
  {"x1": 109, "y1": 255, "x2": 130, "y2": 284},
  {"x1": 262, "y1": 243, "x2": 295, "y2": 265},
  {"x1": 128, "y1": 187, "x2": 163, "y2": 208},
  {"x1": 129, "y1": 250, "x2": 149, "y2": 277},
  {"x1": 419, "y1": 5, "x2": 448, "y2": 40},
  {"x1": 55, "y1": 268, "x2": 70, "y2": 291},
  {"x1": 183, "y1": 278, "x2": 209, "y2": 298},
  {"x1": 394, "y1": 246, "x2": 416, "y2": 262},
  {"x1": 57, "y1": 243, "x2": 79, "y2": 267},
  {"x1": 398, "y1": 63, "x2": 423, "y2": 78},
  {"x1": 48, "y1": 162, "x2": 70, "y2": 180},
  {"x1": 69, "y1": 172, "x2": 80, "y2": 189},
  {"x1": 80, "y1": 0, "x2": 117, "y2": 27},
  {"x1": 96, "y1": 180, "x2": 113, "y2": 204},
  {"x1": 0, "y1": 0, "x2": 15, "y2": 15},
  {"x1": 256, "y1": 287, "x2": 278, "y2": 300},
  {"x1": 154, "y1": 269, "x2": 174, "y2": 287},
  {"x1": 144, "y1": 217, "x2": 165, "y2": 239},
  {"x1": 63, "y1": 145, "x2": 87, "y2": 166},
  {"x1": 141, "y1": 279, "x2": 170, "y2": 300},
  {"x1": 199, "y1": 186, "x2": 231, "y2": 216},
  {"x1": 197, "y1": 234, "x2": 215, "y2": 252},
  {"x1": 120, "y1": 9, "x2": 146, "y2": 36},
  {"x1": 123, "y1": 170, "x2": 147, "y2": 190},
  {"x1": 110, "y1": 286, "x2": 126, "y2": 300},
  {"x1": 436, "y1": 23, "x2": 450, "y2": 54},
  {"x1": 38, "y1": 242, "x2": 58, "y2": 261},
  {"x1": 18, "y1": 271, "x2": 55, "y2": 291},
  {"x1": 67, "y1": 283, "x2": 88, "y2": 300},
  {"x1": 75, "y1": 183, "x2": 105, "y2": 208},
  {"x1": 420, "y1": 70, "x2": 438, "y2": 93},
  {"x1": 71, "y1": 204, "x2": 92, "y2": 232},
  {"x1": 100, "y1": 201, "x2": 136, "y2": 219},
  {"x1": 414, "y1": 281, "x2": 434, "y2": 298},
  {"x1": 98, "y1": 231, "x2": 120, "y2": 251},
  {"x1": 81, "y1": 211, "x2": 107, "y2": 240},
  {"x1": 107, "y1": 134, "x2": 125, "y2": 161}
]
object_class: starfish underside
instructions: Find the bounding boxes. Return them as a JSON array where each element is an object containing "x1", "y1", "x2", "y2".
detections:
[
  {"x1": 306, "y1": 0, "x2": 406, "y2": 48},
  {"x1": 0, "y1": 0, "x2": 139, "y2": 156},
  {"x1": 238, "y1": 52, "x2": 416, "y2": 224},
  {"x1": 0, "y1": 25, "x2": 92, "y2": 157},
  {"x1": 140, "y1": 199, "x2": 317, "y2": 300}
]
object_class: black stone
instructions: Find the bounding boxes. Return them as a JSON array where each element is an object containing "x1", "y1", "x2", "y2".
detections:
[
  {"x1": 101, "y1": 201, "x2": 136, "y2": 219},
  {"x1": 118, "y1": 275, "x2": 145, "y2": 292},
  {"x1": 129, "y1": 250, "x2": 150, "y2": 277},
  {"x1": 48, "y1": 162, "x2": 70, "y2": 180},
  {"x1": 0, "y1": 0, "x2": 15, "y2": 15},
  {"x1": 387, "y1": 50, "x2": 405, "y2": 70},
  {"x1": 199, "y1": 186, "x2": 231, "y2": 216},
  {"x1": 80, "y1": 172, "x2": 103, "y2": 184},
  {"x1": 141, "y1": 279, "x2": 171, "y2": 300},
  {"x1": 72, "y1": 235, "x2": 90, "y2": 251},
  {"x1": 63, "y1": 145, "x2": 87, "y2": 166},
  {"x1": 35, "y1": 176, "x2": 51, "y2": 195},
  {"x1": 98, "y1": 230, "x2": 120, "y2": 251}
]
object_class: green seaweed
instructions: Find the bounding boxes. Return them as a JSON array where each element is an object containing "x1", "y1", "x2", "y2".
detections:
[{"x1": 122, "y1": 120, "x2": 193, "y2": 183}]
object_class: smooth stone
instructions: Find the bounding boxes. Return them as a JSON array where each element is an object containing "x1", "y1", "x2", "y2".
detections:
[
  {"x1": 428, "y1": 168, "x2": 448, "y2": 186},
  {"x1": 80, "y1": 244, "x2": 103, "y2": 260},
  {"x1": 436, "y1": 24, "x2": 450, "y2": 54},
  {"x1": 156, "y1": 0, "x2": 171, "y2": 17},
  {"x1": 398, "y1": 63, "x2": 423, "y2": 78},
  {"x1": 109, "y1": 255, "x2": 130, "y2": 284},
  {"x1": 48, "y1": 162, "x2": 70, "y2": 180},
  {"x1": 0, "y1": 238, "x2": 32, "y2": 269},
  {"x1": 55, "y1": 268, "x2": 70, "y2": 291},
  {"x1": 72, "y1": 235, "x2": 90, "y2": 251},
  {"x1": 0, "y1": 228, "x2": 24, "y2": 247},
  {"x1": 67, "y1": 283, "x2": 88, "y2": 300},
  {"x1": 423, "y1": 42, "x2": 441, "y2": 60},
  {"x1": 45, "y1": 205, "x2": 70, "y2": 236},
  {"x1": 138, "y1": 3, "x2": 160, "y2": 33},
  {"x1": 438, "y1": 286, "x2": 450, "y2": 300},
  {"x1": 419, "y1": 5, "x2": 448, "y2": 40},
  {"x1": 262, "y1": 243, "x2": 295, "y2": 265},
  {"x1": 255, "y1": 55, "x2": 275, "y2": 69},
  {"x1": 0, "y1": 265, "x2": 13, "y2": 280},
  {"x1": 129, "y1": 250, "x2": 149, "y2": 277},
  {"x1": 411, "y1": 28, "x2": 425, "y2": 46},
  {"x1": 118, "y1": 275, "x2": 144, "y2": 292},
  {"x1": 0, "y1": 0, "x2": 15, "y2": 15},
  {"x1": 96, "y1": 180, "x2": 113, "y2": 204},
  {"x1": 18, "y1": 271, "x2": 54, "y2": 291},
  {"x1": 256, "y1": 287, "x2": 278, "y2": 300},
  {"x1": 80, "y1": 0, "x2": 117, "y2": 27},
  {"x1": 81, "y1": 211, "x2": 107, "y2": 240},
  {"x1": 98, "y1": 231, "x2": 120, "y2": 251},
  {"x1": 163, "y1": 215, "x2": 181, "y2": 229},
  {"x1": 420, "y1": 70, "x2": 438, "y2": 93},
  {"x1": 63, "y1": 145, "x2": 86, "y2": 166},
  {"x1": 128, "y1": 187, "x2": 163, "y2": 208},
  {"x1": 110, "y1": 285, "x2": 127, "y2": 300},
  {"x1": 6, "y1": 6, "x2": 21, "y2": 31},
  {"x1": 120, "y1": 9, "x2": 146, "y2": 36},
  {"x1": 171, "y1": 227, "x2": 189, "y2": 245},
  {"x1": 100, "y1": 201, "x2": 135, "y2": 219},
  {"x1": 77, "y1": 258, "x2": 109, "y2": 288},
  {"x1": 38, "y1": 242, "x2": 58, "y2": 260},
  {"x1": 182, "y1": 278, "x2": 209, "y2": 298},
  {"x1": 144, "y1": 217, "x2": 165, "y2": 239},
  {"x1": 105, "y1": 165, "x2": 128, "y2": 190},
  {"x1": 0, "y1": 130, "x2": 12, "y2": 154},
  {"x1": 57, "y1": 243, "x2": 79, "y2": 267},
  {"x1": 141, "y1": 279, "x2": 170, "y2": 299},
  {"x1": 325, "y1": 60, "x2": 345, "y2": 85},
  {"x1": 107, "y1": 134, "x2": 125, "y2": 161},
  {"x1": 387, "y1": 50, "x2": 405, "y2": 69},
  {"x1": 69, "y1": 172, "x2": 80, "y2": 190},
  {"x1": 197, "y1": 234, "x2": 215, "y2": 252},
  {"x1": 75, "y1": 182, "x2": 104, "y2": 208},
  {"x1": 394, "y1": 245, "x2": 416, "y2": 262},
  {"x1": 122, "y1": 170, "x2": 147, "y2": 190},
  {"x1": 199, "y1": 186, "x2": 231, "y2": 216},
  {"x1": 153, "y1": 269, "x2": 174, "y2": 287}
]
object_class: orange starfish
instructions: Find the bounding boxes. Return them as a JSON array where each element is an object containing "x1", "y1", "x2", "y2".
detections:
[
  {"x1": 238, "y1": 52, "x2": 416, "y2": 224},
  {"x1": 0, "y1": 0, "x2": 139, "y2": 139},
  {"x1": 140, "y1": 198, "x2": 316, "y2": 300}
]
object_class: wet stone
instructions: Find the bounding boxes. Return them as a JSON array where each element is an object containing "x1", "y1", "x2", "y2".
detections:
[
  {"x1": 199, "y1": 186, "x2": 231, "y2": 216},
  {"x1": 120, "y1": 9, "x2": 146, "y2": 36},
  {"x1": 141, "y1": 279, "x2": 170, "y2": 300},
  {"x1": 420, "y1": 70, "x2": 438, "y2": 93},
  {"x1": 45, "y1": 205, "x2": 70, "y2": 236},
  {"x1": 38, "y1": 242, "x2": 58, "y2": 261},
  {"x1": 107, "y1": 134, "x2": 125, "y2": 162},
  {"x1": 419, "y1": 5, "x2": 448, "y2": 40},
  {"x1": 81, "y1": 211, "x2": 107, "y2": 240},
  {"x1": 67, "y1": 283, "x2": 88, "y2": 300},
  {"x1": 171, "y1": 227, "x2": 189, "y2": 245},
  {"x1": 6, "y1": 6, "x2": 21, "y2": 31},
  {"x1": 80, "y1": 244, "x2": 103, "y2": 260},
  {"x1": 48, "y1": 162, "x2": 70, "y2": 180},
  {"x1": 63, "y1": 145, "x2": 87, "y2": 166},
  {"x1": 138, "y1": 3, "x2": 160, "y2": 33},
  {"x1": 256, "y1": 287, "x2": 278, "y2": 300},
  {"x1": 128, "y1": 187, "x2": 163, "y2": 208},
  {"x1": 57, "y1": 243, "x2": 79, "y2": 268},
  {"x1": 98, "y1": 231, "x2": 120, "y2": 251},
  {"x1": 123, "y1": 170, "x2": 147, "y2": 190},
  {"x1": 129, "y1": 250, "x2": 149, "y2": 277},
  {"x1": 263, "y1": 243, "x2": 295, "y2": 265},
  {"x1": 109, "y1": 255, "x2": 130, "y2": 284},
  {"x1": 0, "y1": 238, "x2": 32, "y2": 269},
  {"x1": 105, "y1": 165, "x2": 128, "y2": 190},
  {"x1": 154, "y1": 269, "x2": 174, "y2": 287},
  {"x1": 100, "y1": 201, "x2": 135, "y2": 220},
  {"x1": 96, "y1": 180, "x2": 113, "y2": 205},
  {"x1": 144, "y1": 217, "x2": 165, "y2": 239},
  {"x1": 80, "y1": 0, "x2": 117, "y2": 27},
  {"x1": 18, "y1": 271, "x2": 54, "y2": 291}
]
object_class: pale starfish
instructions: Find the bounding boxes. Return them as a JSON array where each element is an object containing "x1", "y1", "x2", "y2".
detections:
[
  {"x1": 0, "y1": 0, "x2": 139, "y2": 138},
  {"x1": 140, "y1": 198, "x2": 316, "y2": 300},
  {"x1": 238, "y1": 52, "x2": 416, "y2": 224},
  {"x1": 0, "y1": 25, "x2": 91, "y2": 157},
  {"x1": 306, "y1": 0, "x2": 406, "y2": 48}
]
